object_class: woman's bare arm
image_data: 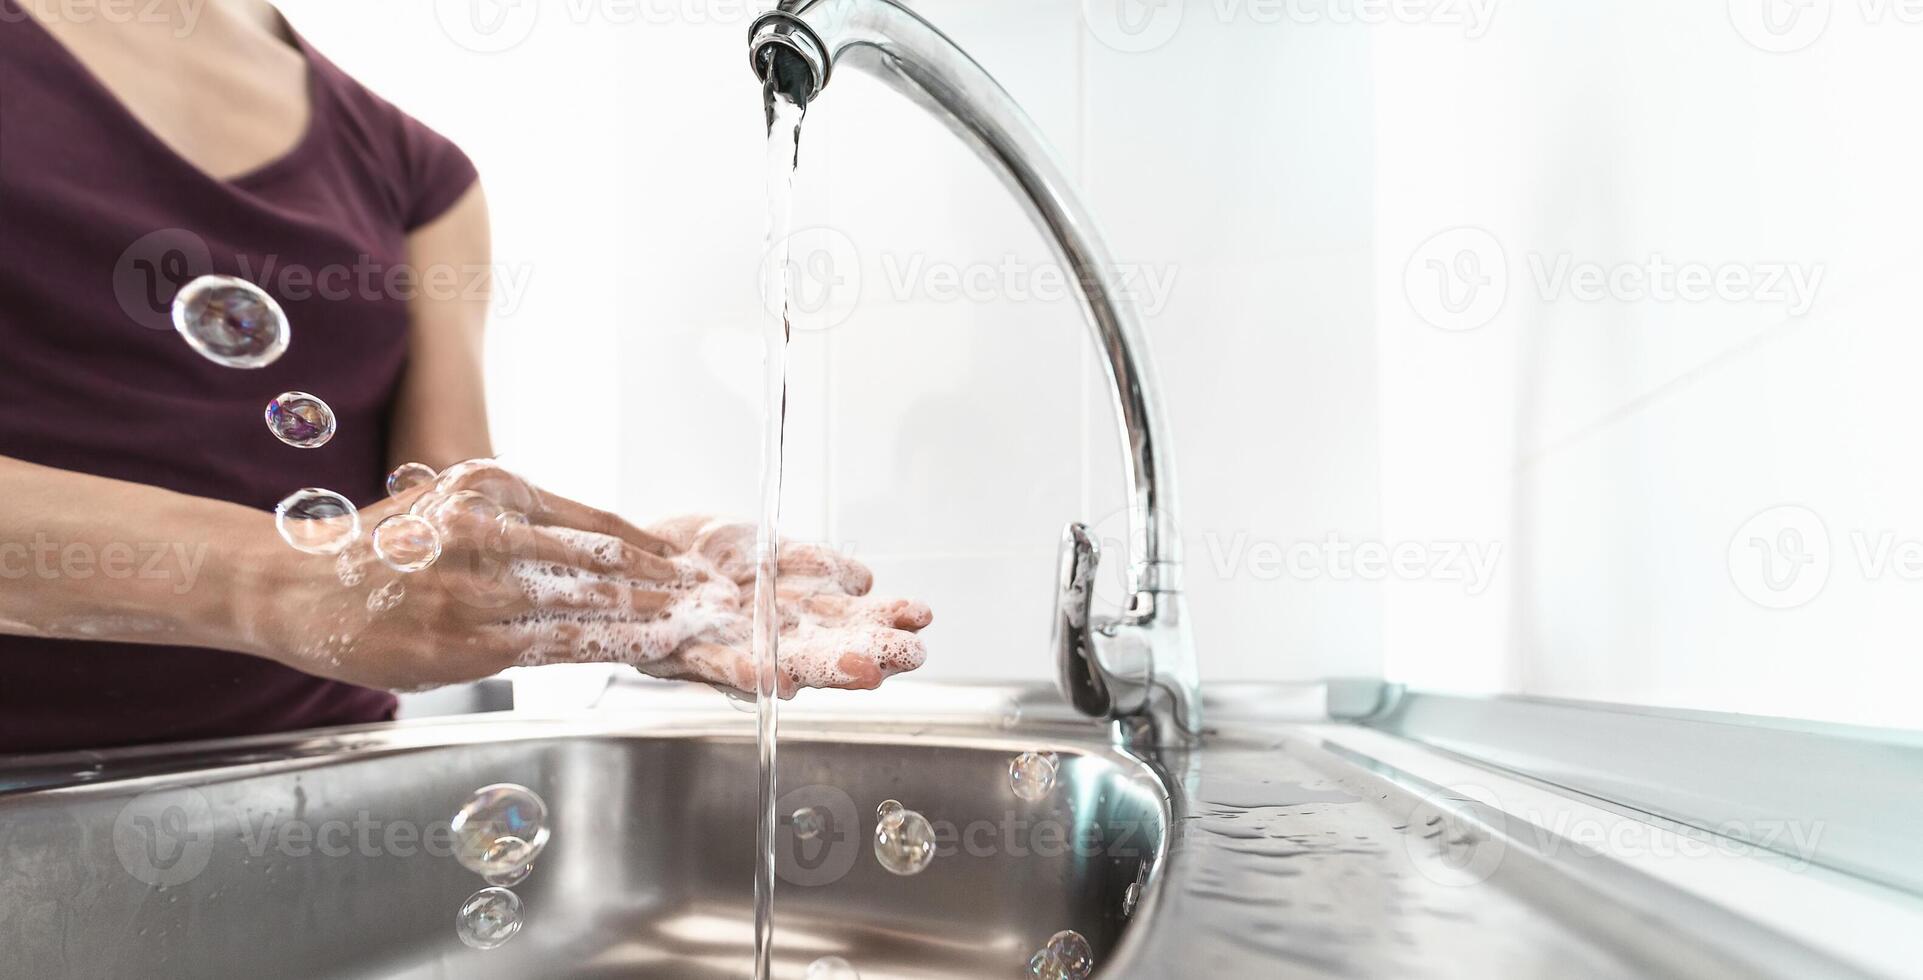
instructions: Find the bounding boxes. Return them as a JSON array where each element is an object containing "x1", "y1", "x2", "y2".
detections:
[
  {"x1": 387, "y1": 183, "x2": 496, "y2": 471},
  {"x1": 0, "y1": 455, "x2": 281, "y2": 651}
]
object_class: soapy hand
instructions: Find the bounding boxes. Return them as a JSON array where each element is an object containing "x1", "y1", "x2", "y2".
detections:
[
  {"x1": 266, "y1": 459, "x2": 931, "y2": 695},
  {"x1": 508, "y1": 515, "x2": 933, "y2": 697}
]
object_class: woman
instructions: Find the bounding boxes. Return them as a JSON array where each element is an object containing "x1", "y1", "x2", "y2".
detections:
[{"x1": 0, "y1": 0, "x2": 930, "y2": 753}]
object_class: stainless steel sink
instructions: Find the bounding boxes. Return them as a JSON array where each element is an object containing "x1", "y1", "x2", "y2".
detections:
[
  {"x1": 0, "y1": 709, "x2": 1164, "y2": 980},
  {"x1": 1, "y1": 682, "x2": 1897, "y2": 980}
]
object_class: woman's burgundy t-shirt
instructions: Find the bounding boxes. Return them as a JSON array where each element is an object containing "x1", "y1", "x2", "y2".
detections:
[{"x1": 0, "y1": 6, "x2": 480, "y2": 753}]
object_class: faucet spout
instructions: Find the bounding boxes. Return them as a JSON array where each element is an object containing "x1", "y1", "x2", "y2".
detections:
[{"x1": 748, "y1": 0, "x2": 1200, "y2": 743}]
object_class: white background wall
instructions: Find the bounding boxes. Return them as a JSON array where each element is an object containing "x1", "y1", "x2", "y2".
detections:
[{"x1": 281, "y1": 0, "x2": 1922, "y2": 731}]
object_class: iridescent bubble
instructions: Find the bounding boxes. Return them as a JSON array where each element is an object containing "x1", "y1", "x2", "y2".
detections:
[
  {"x1": 373, "y1": 514, "x2": 442, "y2": 573},
  {"x1": 792, "y1": 806, "x2": 825, "y2": 841},
  {"x1": 1008, "y1": 751, "x2": 1058, "y2": 802},
  {"x1": 1026, "y1": 930, "x2": 1094, "y2": 980},
  {"x1": 454, "y1": 887, "x2": 523, "y2": 951},
  {"x1": 264, "y1": 392, "x2": 335, "y2": 449},
  {"x1": 171, "y1": 274, "x2": 289, "y2": 369},
  {"x1": 387, "y1": 462, "x2": 438, "y2": 498},
  {"x1": 451, "y1": 784, "x2": 551, "y2": 878},
  {"x1": 873, "y1": 807, "x2": 935, "y2": 876},
  {"x1": 805, "y1": 956, "x2": 860, "y2": 980},
  {"x1": 480, "y1": 857, "x2": 534, "y2": 887},
  {"x1": 877, "y1": 799, "x2": 903, "y2": 823},
  {"x1": 366, "y1": 580, "x2": 405, "y2": 614},
  {"x1": 275, "y1": 489, "x2": 361, "y2": 555}
]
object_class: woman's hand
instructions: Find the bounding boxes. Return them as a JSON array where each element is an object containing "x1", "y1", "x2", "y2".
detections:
[
  {"x1": 248, "y1": 461, "x2": 932, "y2": 695},
  {"x1": 248, "y1": 460, "x2": 676, "y2": 690},
  {"x1": 509, "y1": 516, "x2": 934, "y2": 698}
]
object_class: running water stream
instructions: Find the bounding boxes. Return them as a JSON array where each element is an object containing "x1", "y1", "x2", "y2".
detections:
[{"x1": 755, "y1": 48, "x2": 811, "y2": 980}]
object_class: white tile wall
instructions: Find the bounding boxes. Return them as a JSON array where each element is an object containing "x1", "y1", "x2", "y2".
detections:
[{"x1": 1374, "y1": 1, "x2": 1923, "y2": 729}]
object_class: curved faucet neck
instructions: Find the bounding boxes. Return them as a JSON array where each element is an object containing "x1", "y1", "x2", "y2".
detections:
[{"x1": 750, "y1": 0, "x2": 1200, "y2": 744}]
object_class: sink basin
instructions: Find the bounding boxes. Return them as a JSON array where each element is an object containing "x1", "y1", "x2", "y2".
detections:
[
  {"x1": 0, "y1": 712, "x2": 1164, "y2": 979},
  {"x1": 3, "y1": 682, "x2": 1894, "y2": 979}
]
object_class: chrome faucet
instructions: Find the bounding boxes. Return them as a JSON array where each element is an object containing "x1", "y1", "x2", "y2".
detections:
[{"x1": 750, "y1": 0, "x2": 1200, "y2": 744}]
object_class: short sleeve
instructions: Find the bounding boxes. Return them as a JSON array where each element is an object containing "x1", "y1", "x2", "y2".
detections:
[{"x1": 396, "y1": 113, "x2": 480, "y2": 232}]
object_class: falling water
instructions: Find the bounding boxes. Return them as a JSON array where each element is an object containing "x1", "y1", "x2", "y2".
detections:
[{"x1": 755, "y1": 47, "x2": 811, "y2": 980}]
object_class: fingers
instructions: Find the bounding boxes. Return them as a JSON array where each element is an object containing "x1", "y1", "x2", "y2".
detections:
[
  {"x1": 788, "y1": 594, "x2": 932, "y2": 631},
  {"x1": 496, "y1": 523, "x2": 652, "y2": 577},
  {"x1": 536, "y1": 494, "x2": 677, "y2": 558},
  {"x1": 778, "y1": 543, "x2": 873, "y2": 596}
]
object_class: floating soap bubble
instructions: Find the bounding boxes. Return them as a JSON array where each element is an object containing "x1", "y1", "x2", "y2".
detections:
[
  {"x1": 877, "y1": 800, "x2": 903, "y2": 823},
  {"x1": 1026, "y1": 930, "x2": 1094, "y2": 980},
  {"x1": 373, "y1": 514, "x2": 442, "y2": 573},
  {"x1": 454, "y1": 886, "x2": 523, "y2": 950},
  {"x1": 482, "y1": 856, "x2": 533, "y2": 888},
  {"x1": 264, "y1": 391, "x2": 335, "y2": 449},
  {"x1": 171, "y1": 274, "x2": 289, "y2": 369},
  {"x1": 873, "y1": 807, "x2": 935, "y2": 876},
  {"x1": 792, "y1": 807, "x2": 826, "y2": 841},
  {"x1": 1008, "y1": 751, "x2": 1058, "y2": 802},
  {"x1": 275, "y1": 489, "x2": 361, "y2": 555},
  {"x1": 387, "y1": 462, "x2": 438, "y2": 498},
  {"x1": 366, "y1": 580, "x2": 405, "y2": 614},
  {"x1": 805, "y1": 956, "x2": 859, "y2": 980},
  {"x1": 435, "y1": 459, "x2": 540, "y2": 514},
  {"x1": 451, "y1": 784, "x2": 551, "y2": 878},
  {"x1": 421, "y1": 490, "x2": 504, "y2": 535}
]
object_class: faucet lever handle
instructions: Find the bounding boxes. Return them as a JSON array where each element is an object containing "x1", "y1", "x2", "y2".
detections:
[{"x1": 1053, "y1": 522, "x2": 1112, "y2": 718}]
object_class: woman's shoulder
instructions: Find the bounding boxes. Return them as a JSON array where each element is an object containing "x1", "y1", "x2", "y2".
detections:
[{"x1": 297, "y1": 35, "x2": 481, "y2": 232}]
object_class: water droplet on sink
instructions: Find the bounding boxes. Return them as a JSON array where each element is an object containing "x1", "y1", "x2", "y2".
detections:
[
  {"x1": 874, "y1": 807, "x2": 935, "y2": 876},
  {"x1": 1008, "y1": 751, "x2": 1058, "y2": 802},
  {"x1": 804, "y1": 956, "x2": 859, "y2": 980},
  {"x1": 455, "y1": 886, "x2": 523, "y2": 950}
]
